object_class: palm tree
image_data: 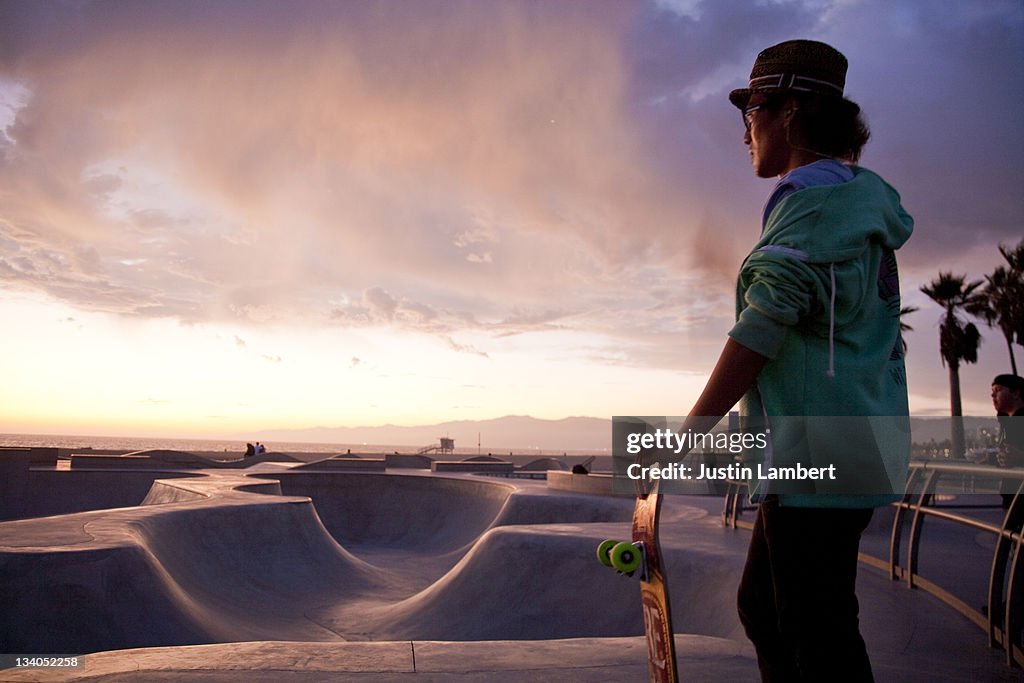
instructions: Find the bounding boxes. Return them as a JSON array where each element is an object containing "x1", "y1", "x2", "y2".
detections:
[
  {"x1": 1003, "y1": 239, "x2": 1024, "y2": 360},
  {"x1": 995, "y1": 240, "x2": 1024, "y2": 370},
  {"x1": 1000, "y1": 239, "x2": 1024, "y2": 272},
  {"x1": 968, "y1": 263, "x2": 1023, "y2": 375},
  {"x1": 921, "y1": 273, "x2": 984, "y2": 459}
]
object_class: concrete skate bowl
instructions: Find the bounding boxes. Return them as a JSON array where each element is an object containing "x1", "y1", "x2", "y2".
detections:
[
  {"x1": 1, "y1": 470, "x2": 744, "y2": 656},
  {"x1": 266, "y1": 472, "x2": 513, "y2": 552},
  {"x1": 257, "y1": 471, "x2": 744, "y2": 643},
  {"x1": 258, "y1": 470, "x2": 647, "y2": 552}
]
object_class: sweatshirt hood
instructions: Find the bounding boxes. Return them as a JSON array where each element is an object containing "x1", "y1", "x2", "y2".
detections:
[{"x1": 759, "y1": 167, "x2": 913, "y2": 264}]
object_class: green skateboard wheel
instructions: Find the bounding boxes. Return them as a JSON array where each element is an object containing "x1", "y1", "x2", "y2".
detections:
[
  {"x1": 610, "y1": 541, "x2": 641, "y2": 574},
  {"x1": 596, "y1": 539, "x2": 619, "y2": 567}
]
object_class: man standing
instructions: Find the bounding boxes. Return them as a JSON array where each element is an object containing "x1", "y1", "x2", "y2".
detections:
[
  {"x1": 680, "y1": 40, "x2": 914, "y2": 681},
  {"x1": 993, "y1": 374, "x2": 1024, "y2": 465},
  {"x1": 992, "y1": 374, "x2": 1024, "y2": 507}
]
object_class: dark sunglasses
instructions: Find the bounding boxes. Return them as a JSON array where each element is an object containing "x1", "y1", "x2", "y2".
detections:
[{"x1": 742, "y1": 104, "x2": 765, "y2": 132}]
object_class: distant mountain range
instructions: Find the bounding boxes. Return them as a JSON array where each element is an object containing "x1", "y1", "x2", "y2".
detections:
[{"x1": 243, "y1": 415, "x2": 613, "y2": 452}]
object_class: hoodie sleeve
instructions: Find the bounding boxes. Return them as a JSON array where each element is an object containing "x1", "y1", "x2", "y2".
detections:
[{"x1": 728, "y1": 249, "x2": 820, "y2": 359}]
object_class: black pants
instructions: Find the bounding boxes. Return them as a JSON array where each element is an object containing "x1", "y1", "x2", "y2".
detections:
[{"x1": 737, "y1": 498, "x2": 874, "y2": 682}]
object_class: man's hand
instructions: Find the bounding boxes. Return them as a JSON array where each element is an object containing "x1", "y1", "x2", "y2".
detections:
[{"x1": 636, "y1": 444, "x2": 692, "y2": 470}]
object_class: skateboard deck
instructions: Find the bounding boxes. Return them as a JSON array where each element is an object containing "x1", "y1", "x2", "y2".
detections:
[{"x1": 598, "y1": 480, "x2": 679, "y2": 682}]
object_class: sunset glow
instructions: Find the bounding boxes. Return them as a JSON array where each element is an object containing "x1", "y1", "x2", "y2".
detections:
[{"x1": 1, "y1": 1, "x2": 1021, "y2": 439}]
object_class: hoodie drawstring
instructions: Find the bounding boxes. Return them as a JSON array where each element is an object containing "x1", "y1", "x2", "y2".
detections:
[{"x1": 827, "y1": 263, "x2": 836, "y2": 377}]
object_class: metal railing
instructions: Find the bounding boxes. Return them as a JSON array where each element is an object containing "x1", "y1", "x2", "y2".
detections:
[{"x1": 721, "y1": 462, "x2": 1024, "y2": 668}]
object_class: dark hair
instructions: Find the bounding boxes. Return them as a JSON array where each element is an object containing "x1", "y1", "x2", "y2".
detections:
[
  {"x1": 788, "y1": 92, "x2": 870, "y2": 162},
  {"x1": 994, "y1": 374, "x2": 1024, "y2": 395}
]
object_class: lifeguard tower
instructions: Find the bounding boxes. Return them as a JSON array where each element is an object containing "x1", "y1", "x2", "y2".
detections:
[{"x1": 416, "y1": 437, "x2": 455, "y2": 456}]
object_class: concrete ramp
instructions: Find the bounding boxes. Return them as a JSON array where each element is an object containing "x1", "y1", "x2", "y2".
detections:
[
  {"x1": 120, "y1": 497, "x2": 391, "y2": 643},
  {"x1": 365, "y1": 525, "x2": 642, "y2": 640},
  {"x1": 266, "y1": 472, "x2": 517, "y2": 552},
  {"x1": 489, "y1": 486, "x2": 634, "y2": 527},
  {"x1": 0, "y1": 542, "x2": 221, "y2": 654},
  {"x1": 355, "y1": 518, "x2": 744, "y2": 642},
  {"x1": 0, "y1": 477, "x2": 394, "y2": 654}
]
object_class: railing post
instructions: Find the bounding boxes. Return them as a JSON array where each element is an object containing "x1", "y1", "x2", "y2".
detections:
[
  {"x1": 722, "y1": 482, "x2": 735, "y2": 528},
  {"x1": 906, "y1": 468, "x2": 938, "y2": 589},
  {"x1": 1006, "y1": 530, "x2": 1023, "y2": 667},
  {"x1": 721, "y1": 481, "x2": 747, "y2": 529},
  {"x1": 890, "y1": 466, "x2": 923, "y2": 581},
  {"x1": 990, "y1": 479, "x2": 1024, "y2": 666}
]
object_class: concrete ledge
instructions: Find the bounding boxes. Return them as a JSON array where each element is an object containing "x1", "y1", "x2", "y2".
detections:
[
  {"x1": 70, "y1": 454, "x2": 157, "y2": 469},
  {"x1": 0, "y1": 450, "x2": 34, "y2": 522},
  {"x1": 520, "y1": 457, "x2": 569, "y2": 472},
  {"x1": 431, "y1": 461, "x2": 514, "y2": 474},
  {"x1": 2, "y1": 470, "x2": 198, "y2": 521},
  {"x1": 68, "y1": 452, "x2": 302, "y2": 470},
  {"x1": 0, "y1": 446, "x2": 59, "y2": 467},
  {"x1": 385, "y1": 453, "x2": 434, "y2": 469},
  {"x1": 0, "y1": 635, "x2": 759, "y2": 681},
  {"x1": 141, "y1": 479, "x2": 214, "y2": 505},
  {"x1": 547, "y1": 471, "x2": 623, "y2": 496},
  {"x1": 295, "y1": 457, "x2": 387, "y2": 472}
]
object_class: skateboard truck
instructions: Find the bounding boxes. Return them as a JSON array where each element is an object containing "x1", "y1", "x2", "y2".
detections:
[{"x1": 596, "y1": 539, "x2": 649, "y2": 581}]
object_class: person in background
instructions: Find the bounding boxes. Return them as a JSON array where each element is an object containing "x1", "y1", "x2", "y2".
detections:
[{"x1": 992, "y1": 374, "x2": 1024, "y2": 508}]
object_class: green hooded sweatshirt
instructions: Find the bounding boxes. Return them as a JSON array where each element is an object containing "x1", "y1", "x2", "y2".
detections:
[{"x1": 728, "y1": 167, "x2": 914, "y2": 508}]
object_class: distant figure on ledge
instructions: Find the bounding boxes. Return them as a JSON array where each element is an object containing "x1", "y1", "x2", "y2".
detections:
[
  {"x1": 245, "y1": 443, "x2": 256, "y2": 457},
  {"x1": 255, "y1": 442, "x2": 266, "y2": 455}
]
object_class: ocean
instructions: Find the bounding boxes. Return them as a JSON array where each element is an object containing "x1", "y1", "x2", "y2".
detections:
[
  {"x1": 0, "y1": 433, "x2": 603, "y2": 459},
  {"x1": 0, "y1": 433, "x2": 401, "y2": 455}
]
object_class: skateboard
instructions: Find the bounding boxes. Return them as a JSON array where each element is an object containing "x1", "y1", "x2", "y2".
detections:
[{"x1": 597, "y1": 479, "x2": 679, "y2": 682}]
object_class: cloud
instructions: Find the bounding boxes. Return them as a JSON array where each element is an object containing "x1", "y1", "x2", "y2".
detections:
[
  {"x1": 0, "y1": 2, "x2": 695, "y2": 333},
  {"x1": 331, "y1": 286, "x2": 441, "y2": 329},
  {"x1": 0, "y1": 0, "x2": 1021, "y2": 376},
  {"x1": 443, "y1": 335, "x2": 490, "y2": 358},
  {"x1": 653, "y1": 0, "x2": 704, "y2": 22}
]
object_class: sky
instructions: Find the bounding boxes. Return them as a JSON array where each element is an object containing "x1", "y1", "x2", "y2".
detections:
[{"x1": 0, "y1": 0, "x2": 1022, "y2": 440}]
